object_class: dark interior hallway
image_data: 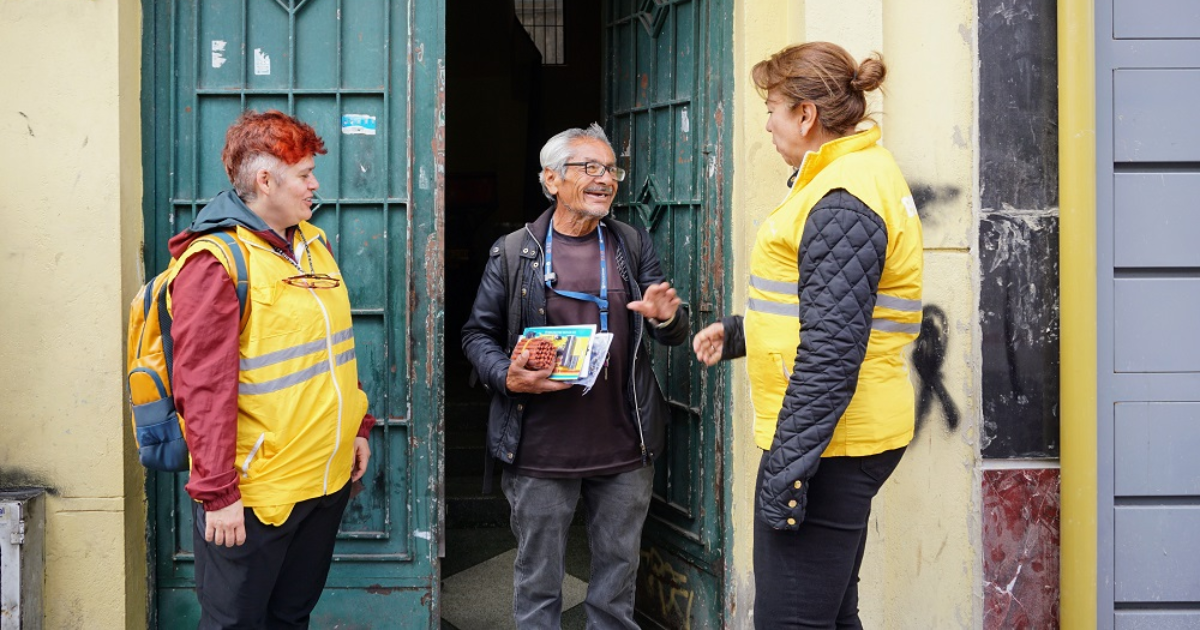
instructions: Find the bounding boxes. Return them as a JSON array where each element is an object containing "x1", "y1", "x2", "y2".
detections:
[{"x1": 441, "y1": 1, "x2": 602, "y2": 627}]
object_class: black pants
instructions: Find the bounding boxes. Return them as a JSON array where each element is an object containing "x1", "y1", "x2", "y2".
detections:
[
  {"x1": 193, "y1": 482, "x2": 351, "y2": 630},
  {"x1": 753, "y1": 447, "x2": 906, "y2": 630}
]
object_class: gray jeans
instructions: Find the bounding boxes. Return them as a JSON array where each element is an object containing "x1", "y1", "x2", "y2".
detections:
[{"x1": 501, "y1": 465, "x2": 655, "y2": 630}]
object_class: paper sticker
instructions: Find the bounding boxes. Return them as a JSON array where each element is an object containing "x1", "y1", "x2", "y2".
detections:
[
  {"x1": 341, "y1": 114, "x2": 377, "y2": 136},
  {"x1": 254, "y1": 48, "x2": 271, "y2": 76},
  {"x1": 211, "y1": 40, "x2": 228, "y2": 69},
  {"x1": 681, "y1": 106, "x2": 690, "y2": 134}
]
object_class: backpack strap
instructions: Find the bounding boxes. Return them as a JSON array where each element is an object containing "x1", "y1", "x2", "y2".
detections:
[
  {"x1": 190, "y1": 231, "x2": 251, "y2": 328},
  {"x1": 160, "y1": 230, "x2": 251, "y2": 384},
  {"x1": 502, "y1": 229, "x2": 527, "y2": 350}
]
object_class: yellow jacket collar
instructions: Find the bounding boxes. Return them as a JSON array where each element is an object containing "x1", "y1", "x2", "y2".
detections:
[{"x1": 793, "y1": 126, "x2": 882, "y2": 191}]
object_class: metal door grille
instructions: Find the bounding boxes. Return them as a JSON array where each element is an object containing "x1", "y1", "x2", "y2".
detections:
[{"x1": 514, "y1": 0, "x2": 564, "y2": 64}]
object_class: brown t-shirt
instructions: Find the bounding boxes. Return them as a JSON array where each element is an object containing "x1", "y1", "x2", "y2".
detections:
[{"x1": 509, "y1": 226, "x2": 644, "y2": 478}]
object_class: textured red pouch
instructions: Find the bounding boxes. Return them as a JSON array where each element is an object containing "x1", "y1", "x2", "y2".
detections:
[{"x1": 512, "y1": 337, "x2": 559, "y2": 370}]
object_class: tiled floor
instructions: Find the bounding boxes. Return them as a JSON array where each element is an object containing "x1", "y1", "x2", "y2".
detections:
[{"x1": 441, "y1": 525, "x2": 592, "y2": 630}]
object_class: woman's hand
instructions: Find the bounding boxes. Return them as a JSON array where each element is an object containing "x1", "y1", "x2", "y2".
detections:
[
  {"x1": 692, "y1": 322, "x2": 725, "y2": 366},
  {"x1": 351, "y1": 436, "x2": 371, "y2": 482}
]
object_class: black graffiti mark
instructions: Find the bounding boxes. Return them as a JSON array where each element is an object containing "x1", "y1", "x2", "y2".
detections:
[
  {"x1": 912, "y1": 304, "x2": 961, "y2": 434},
  {"x1": 0, "y1": 466, "x2": 58, "y2": 495},
  {"x1": 18, "y1": 111, "x2": 35, "y2": 137},
  {"x1": 909, "y1": 183, "x2": 962, "y2": 214}
]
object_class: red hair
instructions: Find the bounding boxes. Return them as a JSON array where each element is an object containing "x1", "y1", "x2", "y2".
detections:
[{"x1": 222, "y1": 110, "x2": 327, "y2": 184}]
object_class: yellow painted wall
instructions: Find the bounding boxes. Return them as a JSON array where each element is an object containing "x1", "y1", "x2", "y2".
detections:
[
  {"x1": 730, "y1": 0, "x2": 981, "y2": 626},
  {"x1": 0, "y1": 0, "x2": 147, "y2": 627}
]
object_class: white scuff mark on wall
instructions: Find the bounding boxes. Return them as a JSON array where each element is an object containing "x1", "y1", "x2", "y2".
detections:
[
  {"x1": 254, "y1": 48, "x2": 271, "y2": 76},
  {"x1": 707, "y1": 154, "x2": 716, "y2": 178},
  {"x1": 982, "y1": 208, "x2": 1060, "y2": 349},
  {"x1": 419, "y1": 165, "x2": 430, "y2": 190},
  {"x1": 413, "y1": 530, "x2": 432, "y2": 540},
  {"x1": 211, "y1": 40, "x2": 227, "y2": 69},
  {"x1": 681, "y1": 106, "x2": 690, "y2": 134},
  {"x1": 953, "y1": 126, "x2": 968, "y2": 149}
]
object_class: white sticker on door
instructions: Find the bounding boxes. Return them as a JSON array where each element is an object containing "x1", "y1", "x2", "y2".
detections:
[
  {"x1": 254, "y1": 48, "x2": 271, "y2": 76},
  {"x1": 211, "y1": 40, "x2": 228, "y2": 69}
]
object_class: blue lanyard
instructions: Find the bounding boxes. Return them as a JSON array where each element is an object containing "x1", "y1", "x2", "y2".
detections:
[{"x1": 544, "y1": 224, "x2": 609, "y2": 332}]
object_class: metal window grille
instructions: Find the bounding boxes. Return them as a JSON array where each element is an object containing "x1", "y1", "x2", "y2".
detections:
[{"x1": 515, "y1": 0, "x2": 564, "y2": 65}]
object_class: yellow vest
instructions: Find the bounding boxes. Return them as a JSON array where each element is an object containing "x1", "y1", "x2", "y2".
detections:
[
  {"x1": 170, "y1": 223, "x2": 369, "y2": 525},
  {"x1": 744, "y1": 126, "x2": 923, "y2": 455}
]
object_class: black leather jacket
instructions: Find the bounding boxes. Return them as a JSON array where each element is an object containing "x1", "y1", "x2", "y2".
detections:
[{"x1": 461, "y1": 207, "x2": 689, "y2": 473}]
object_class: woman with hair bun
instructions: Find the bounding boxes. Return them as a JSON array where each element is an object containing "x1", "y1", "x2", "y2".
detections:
[{"x1": 693, "y1": 42, "x2": 923, "y2": 628}]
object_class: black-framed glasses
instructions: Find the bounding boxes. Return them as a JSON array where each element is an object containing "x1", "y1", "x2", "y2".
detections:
[
  {"x1": 276, "y1": 225, "x2": 343, "y2": 290},
  {"x1": 564, "y1": 161, "x2": 626, "y2": 182}
]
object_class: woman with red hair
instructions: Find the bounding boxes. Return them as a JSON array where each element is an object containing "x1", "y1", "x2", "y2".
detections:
[{"x1": 169, "y1": 110, "x2": 375, "y2": 628}]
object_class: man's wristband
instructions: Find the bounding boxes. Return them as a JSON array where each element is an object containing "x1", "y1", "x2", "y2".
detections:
[{"x1": 647, "y1": 313, "x2": 676, "y2": 329}]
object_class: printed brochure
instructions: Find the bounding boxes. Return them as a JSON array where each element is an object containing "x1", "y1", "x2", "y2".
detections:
[{"x1": 518, "y1": 325, "x2": 598, "y2": 382}]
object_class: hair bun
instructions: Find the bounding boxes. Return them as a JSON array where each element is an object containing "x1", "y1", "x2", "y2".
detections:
[{"x1": 851, "y1": 54, "x2": 886, "y2": 92}]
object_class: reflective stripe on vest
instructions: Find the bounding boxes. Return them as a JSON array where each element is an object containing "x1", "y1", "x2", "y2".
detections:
[{"x1": 747, "y1": 275, "x2": 923, "y2": 334}]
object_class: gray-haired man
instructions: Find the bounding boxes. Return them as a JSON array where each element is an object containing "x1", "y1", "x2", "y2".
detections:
[{"x1": 461, "y1": 124, "x2": 688, "y2": 628}]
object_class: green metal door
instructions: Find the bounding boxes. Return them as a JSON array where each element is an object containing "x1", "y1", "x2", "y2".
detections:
[
  {"x1": 141, "y1": 0, "x2": 444, "y2": 626},
  {"x1": 603, "y1": 1, "x2": 732, "y2": 627}
]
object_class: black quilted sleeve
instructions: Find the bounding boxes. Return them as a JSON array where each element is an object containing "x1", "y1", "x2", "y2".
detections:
[
  {"x1": 720, "y1": 315, "x2": 746, "y2": 359},
  {"x1": 758, "y1": 189, "x2": 888, "y2": 530}
]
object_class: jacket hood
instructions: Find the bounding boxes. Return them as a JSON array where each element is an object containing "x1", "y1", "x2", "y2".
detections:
[{"x1": 168, "y1": 190, "x2": 273, "y2": 257}]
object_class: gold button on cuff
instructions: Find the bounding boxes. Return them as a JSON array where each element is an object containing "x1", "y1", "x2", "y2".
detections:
[{"x1": 787, "y1": 518, "x2": 796, "y2": 526}]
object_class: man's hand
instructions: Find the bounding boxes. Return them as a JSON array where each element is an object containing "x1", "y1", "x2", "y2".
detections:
[
  {"x1": 692, "y1": 322, "x2": 725, "y2": 366},
  {"x1": 351, "y1": 436, "x2": 371, "y2": 482},
  {"x1": 506, "y1": 350, "x2": 572, "y2": 394},
  {"x1": 627, "y1": 281, "x2": 681, "y2": 323},
  {"x1": 204, "y1": 500, "x2": 247, "y2": 548}
]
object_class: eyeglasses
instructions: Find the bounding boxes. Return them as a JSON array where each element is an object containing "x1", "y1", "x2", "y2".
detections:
[
  {"x1": 276, "y1": 225, "x2": 343, "y2": 290},
  {"x1": 564, "y1": 161, "x2": 626, "y2": 182},
  {"x1": 281, "y1": 273, "x2": 342, "y2": 289}
]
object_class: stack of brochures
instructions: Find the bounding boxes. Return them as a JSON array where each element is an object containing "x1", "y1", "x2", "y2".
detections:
[{"x1": 518, "y1": 325, "x2": 615, "y2": 393}]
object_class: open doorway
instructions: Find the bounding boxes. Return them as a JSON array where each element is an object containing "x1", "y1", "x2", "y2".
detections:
[{"x1": 442, "y1": 1, "x2": 601, "y2": 627}]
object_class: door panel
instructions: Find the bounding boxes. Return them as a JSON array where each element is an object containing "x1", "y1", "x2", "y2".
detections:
[
  {"x1": 143, "y1": 0, "x2": 443, "y2": 626},
  {"x1": 603, "y1": 0, "x2": 730, "y2": 627}
]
